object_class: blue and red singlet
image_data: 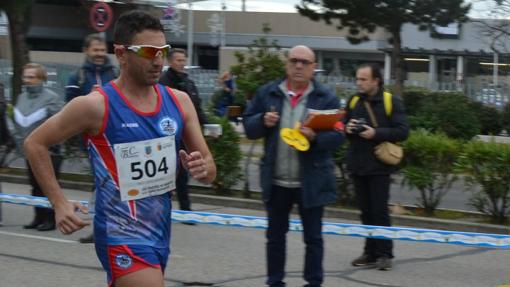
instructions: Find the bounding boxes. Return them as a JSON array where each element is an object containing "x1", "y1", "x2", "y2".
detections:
[{"x1": 85, "y1": 81, "x2": 184, "y2": 284}]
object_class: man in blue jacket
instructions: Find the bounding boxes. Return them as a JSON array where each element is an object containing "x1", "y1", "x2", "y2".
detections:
[
  {"x1": 65, "y1": 33, "x2": 117, "y2": 102},
  {"x1": 243, "y1": 45, "x2": 344, "y2": 287},
  {"x1": 65, "y1": 33, "x2": 117, "y2": 243}
]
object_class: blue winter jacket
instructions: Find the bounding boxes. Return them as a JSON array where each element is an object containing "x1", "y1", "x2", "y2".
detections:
[
  {"x1": 65, "y1": 58, "x2": 117, "y2": 102},
  {"x1": 243, "y1": 78, "x2": 345, "y2": 209}
]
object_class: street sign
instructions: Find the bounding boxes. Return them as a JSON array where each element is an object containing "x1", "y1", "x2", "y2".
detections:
[{"x1": 89, "y1": 2, "x2": 113, "y2": 32}]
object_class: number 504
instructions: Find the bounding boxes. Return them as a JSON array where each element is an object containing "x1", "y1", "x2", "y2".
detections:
[{"x1": 130, "y1": 158, "x2": 169, "y2": 180}]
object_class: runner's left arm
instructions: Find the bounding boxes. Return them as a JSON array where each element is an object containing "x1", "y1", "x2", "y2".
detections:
[{"x1": 174, "y1": 89, "x2": 216, "y2": 184}]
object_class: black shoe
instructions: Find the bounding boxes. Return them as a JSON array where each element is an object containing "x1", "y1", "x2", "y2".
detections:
[
  {"x1": 24, "y1": 219, "x2": 43, "y2": 229},
  {"x1": 181, "y1": 221, "x2": 196, "y2": 225},
  {"x1": 79, "y1": 234, "x2": 94, "y2": 243},
  {"x1": 351, "y1": 254, "x2": 376, "y2": 267},
  {"x1": 37, "y1": 221, "x2": 56, "y2": 231},
  {"x1": 376, "y1": 257, "x2": 392, "y2": 271}
]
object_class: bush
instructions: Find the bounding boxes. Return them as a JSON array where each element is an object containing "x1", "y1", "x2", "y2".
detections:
[
  {"x1": 333, "y1": 144, "x2": 356, "y2": 206},
  {"x1": 455, "y1": 140, "x2": 510, "y2": 224},
  {"x1": 230, "y1": 24, "x2": 285, "y2": 102},
  {"x1": 205, "y1": 116, "x2": 243, "y2": 194},
  {"x1": 502, "y1": 101, "x2": 510, "y2": 134},
  {"x1": 470, "y1": 101, "x2": 503, "y2": 135},
  {"x1": 401, "y1": 130, "x2": 461, "y2": 215},
  {"x1": 400, "y1": 86, "x2": 431, "y2": 116},
  {"x1": 408, "y1": 92, "x2": 480, "y2": 140}
]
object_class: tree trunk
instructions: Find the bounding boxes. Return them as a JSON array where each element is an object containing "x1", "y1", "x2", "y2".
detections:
[
  {"x1": 6, "y1": 3, "x2": 31, "y2": 104},
  {"x1": 390, "y1": 26, "x2": 403, "y2": 96}
]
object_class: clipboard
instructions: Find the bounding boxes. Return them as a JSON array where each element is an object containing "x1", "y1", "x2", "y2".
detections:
[{"x1": 303, "y1": 109, "x2": 346, "y2": 130}]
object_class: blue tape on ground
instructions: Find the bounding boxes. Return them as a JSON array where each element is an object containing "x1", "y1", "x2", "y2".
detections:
[{"x1": 1, "y1": 193, "x2": 509, "y2": 249}]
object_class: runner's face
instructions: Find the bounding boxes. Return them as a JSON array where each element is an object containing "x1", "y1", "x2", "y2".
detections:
[{"x1": 125, "y1": 30, "x2": 166, "y2": 86}]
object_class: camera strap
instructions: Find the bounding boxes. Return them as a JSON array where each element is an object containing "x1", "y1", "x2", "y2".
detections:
[{"x1": 363, "y1": 101, "x2": 379, "y2": 128}]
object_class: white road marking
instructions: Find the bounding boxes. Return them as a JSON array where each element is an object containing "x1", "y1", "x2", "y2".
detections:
[
  {"x1": 0, "y1": 230, "x2": 185, "y2": 258},
  {"x1": 0, "y1": 230, "x2": 77, "y2": 243}
]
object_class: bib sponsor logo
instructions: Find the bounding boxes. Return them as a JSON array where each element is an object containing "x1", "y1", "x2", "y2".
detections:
[
  {"x1": 145, "y1": 145, "x2": 152, "y2": 157},
  {"x1": 121, "y1": 122, "x2": 139, "y2": 128},
  {"x1": 128, "y1": 189, "x2": 140, "y2": 196},
  {"x1": 120, "y1": 146, "x2": 139, "y2": 159},
  {"x1": 159, "y1": 117, "x2": 177, "y2": 136},
  {"x1": 115, "y1": 254, "x2": 133, "y2": 269}
]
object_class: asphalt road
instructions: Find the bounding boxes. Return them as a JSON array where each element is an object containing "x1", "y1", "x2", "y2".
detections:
[{"x1": 0, "y1": 182, "x2": 508, "y2": 287}]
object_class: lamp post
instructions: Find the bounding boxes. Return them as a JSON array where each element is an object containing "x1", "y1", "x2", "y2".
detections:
[
  {"x1": 221, "y1": 0, "x2": 226, "y2": 47},
  {"x1": 187, "y1": 0, "x2": 193, "y2": 66}
]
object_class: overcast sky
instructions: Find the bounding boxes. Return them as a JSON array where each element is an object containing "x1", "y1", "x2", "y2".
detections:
[{"x1": 175, "y1": 0, "x2": 498, "y2": 19}]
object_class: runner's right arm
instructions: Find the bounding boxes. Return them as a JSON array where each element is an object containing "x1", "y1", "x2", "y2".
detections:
[{"x1": 24, "y1": 92, "x2": 105, "y2": 234}]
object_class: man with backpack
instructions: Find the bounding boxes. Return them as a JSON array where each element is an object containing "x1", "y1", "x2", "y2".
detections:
[
  {"x1": 344, "y1": 63, "x2": 409, "y2": 271},
  {"x1": 65, "y1": 33, "x2": 117, "y2": 101},
  {"x1": 65, "y1": 33, "x2": 117, "y2": 243}
]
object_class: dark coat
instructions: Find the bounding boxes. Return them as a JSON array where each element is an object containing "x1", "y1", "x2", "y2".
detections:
[
  {"x1": 159, "y1": 67, "x2": 208, "y2": 125},
  {"x1": 344, "y1": 89, "x2": 409, "y2": 175},
  {"x1": 65, "y1": 58, "x2": 117, "y2": 102},
  {"x1": 243, "y1": 78, "x2": 345, "y2": 209},
  {"x1": 0, "y1": 83, "x2": 11, "y2": 145}
]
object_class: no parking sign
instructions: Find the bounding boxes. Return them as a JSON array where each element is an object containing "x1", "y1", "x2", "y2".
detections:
[{"x1": 89, "y1": 2, "x2": 113, "y2": 32}]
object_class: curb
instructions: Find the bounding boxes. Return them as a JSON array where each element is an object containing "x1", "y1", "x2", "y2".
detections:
[{"x1": 1, "y1": 172, "x2": 508, "y2": 235}]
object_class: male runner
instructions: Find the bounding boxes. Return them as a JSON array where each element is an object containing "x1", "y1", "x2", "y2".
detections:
[{"x1": 24, "y1": 10, "x2": 216, "y2": 287}]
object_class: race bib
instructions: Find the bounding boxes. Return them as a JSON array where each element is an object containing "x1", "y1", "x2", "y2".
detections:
[{"x1": 114, "y1": 136, "x2": 176, "y2": 201}]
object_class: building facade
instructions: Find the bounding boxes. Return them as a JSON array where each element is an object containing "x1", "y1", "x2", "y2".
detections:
[{"x1": 1, "y1": 1, "x2": 509, "y2": 105}]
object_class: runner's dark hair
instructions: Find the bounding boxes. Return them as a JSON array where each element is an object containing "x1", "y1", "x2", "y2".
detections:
[{"x1": 114, "y1": 10, "x2": 164, "y2": 45}]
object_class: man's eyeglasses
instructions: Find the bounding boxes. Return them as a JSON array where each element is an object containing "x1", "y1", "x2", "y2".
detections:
[
  {"x1": 125, "y1": 45, "x2": 171, "y2": 60},
  {"x1": 288, "y1": 58, "x2": 314, "y2": 66}
]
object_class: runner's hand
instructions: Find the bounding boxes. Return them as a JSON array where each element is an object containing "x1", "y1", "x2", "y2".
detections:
[
  {"x1": 54, "y1": 201, "x2": 90, "y2": 235},
  {"x1": 179, "y1": 150, "x2": 208, "y2": 180}
]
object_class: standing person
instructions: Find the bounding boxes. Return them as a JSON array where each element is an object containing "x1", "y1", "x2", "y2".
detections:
[
  {"x1": 24, "y1": 10, "x2": 216, "y2": 287},
  {"x1": 212, "y1": 71, "x2": 234, "y2": 117},
  {"x1": 159, "y1": 48, "x2": 207, "y2": 218},
  {"x1": 0, "y1": 82, "x2": 15, "y2": 164},
  {"x1": 9, "y1": 63, "x2": 63, "y2": 231},
  {"x1": 0, "y1": 83, "x2": 12, "y2": 148},
  {"x1": 65, "y1": 33, "x2": 117, "y2": 101},
  {"x1": 66, "y1": 34, "x2": 118, "y2": 244},
  {"x1": 344, "y1": 63, "x2": 409, "y2": 271},
  {"x1": 243, "y1": 45, "x2": 344, "y2": 287},
  {"x1": 64, "y1": 34, "x2": 118, "y2": 152}
]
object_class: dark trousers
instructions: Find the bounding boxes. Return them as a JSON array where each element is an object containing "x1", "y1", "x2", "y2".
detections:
[
  {"x1": 27, "y1": 155, "x2": 62, "y2": 225},
  {"x1": 176, "y1": 168, "x2": 191, "y2": 211},
  {"x1": 266, "y1": 185, "x2": 324, "y2": 287},
  {"x1": 352, "y1": 174, "x2": 393, "y2": 259}
]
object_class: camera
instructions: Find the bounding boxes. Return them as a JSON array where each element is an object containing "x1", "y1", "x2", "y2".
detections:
[{"x1": 351, "y1": 118, "x2": 368, "y2": 134}]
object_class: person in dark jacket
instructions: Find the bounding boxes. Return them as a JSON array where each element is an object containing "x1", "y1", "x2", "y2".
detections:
[
  {"x1": 66, "y1": 34, "x2": 117, "y2": 243},
  {"x1": 243, "y1": 45, "x2": 344, "y2": 287},
  {"x1": 0, "y1": 82, "x2": 14, "y2": 151},
  {"x1": 345, "y1": 63, "x2": 409, "y2": 271},
  {"x1": 159, "y1": 48, "x2": 207, "y2": 218},
  {"x1": 65, "y1": 33, "x2": 117, "y2": 102}
]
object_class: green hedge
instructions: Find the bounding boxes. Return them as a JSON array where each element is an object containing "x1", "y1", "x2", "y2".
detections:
[
  {"x1": 403, "y1": 90, "x2": 481, "y2": 140},
  {"x1": 401, "y1": 130, "x2": 461, "y2": 215},
  {"x1": 455, "y1": 140, "x2": 510, "y2": 223},
  {"x1": 205, "y1": 116, "x2": 243, "y2": 194}
]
